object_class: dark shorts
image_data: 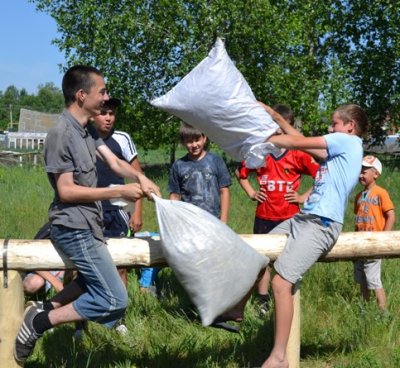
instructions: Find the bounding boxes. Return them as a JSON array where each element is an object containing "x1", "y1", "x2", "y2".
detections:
[
  {"x1": 103, "y1": 208, "x2": 129, "y2": 238},
  {"x1": 253, "y1": 217, "x2": 284, "y2": 234}
]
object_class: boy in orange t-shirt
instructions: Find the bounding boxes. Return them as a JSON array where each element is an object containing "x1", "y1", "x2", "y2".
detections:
[{"x1": 354, "y1": 155, "x2": 395, "y2": 311}]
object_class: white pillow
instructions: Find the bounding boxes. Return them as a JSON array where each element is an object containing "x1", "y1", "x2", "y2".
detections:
[{"x1": 150, "y1": 38, "x2": 279, "y2": 166}]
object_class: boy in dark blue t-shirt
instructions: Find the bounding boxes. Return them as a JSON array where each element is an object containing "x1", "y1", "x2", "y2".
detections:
[{"x1": 168, "y1": 123, "x2": 232, "y2": 223}]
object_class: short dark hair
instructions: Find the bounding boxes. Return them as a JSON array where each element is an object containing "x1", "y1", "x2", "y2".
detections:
[
  {"x1": 62, "y1": 65, "x2": 103, "y2": 107},
  {"x1": 179, "y1": 123, "x2": 204, "y2": 144},
  {"x1": 272, "y1": 104, "x2": 295, "y2": 126},
  {"x1": 101, "y1": 98, "x2": 121, "y2": 113},
  {"x1": 334, "y1": 104, "x2": 368, "y2": 137}
]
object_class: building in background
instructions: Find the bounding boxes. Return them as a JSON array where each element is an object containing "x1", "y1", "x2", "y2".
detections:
[{"x1": 6, "y1": 109, "x2": 60, "y2": 150}]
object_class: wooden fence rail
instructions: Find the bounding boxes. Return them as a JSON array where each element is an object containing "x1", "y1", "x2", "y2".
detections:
[{"x1": 2, "y1": 231, "x2": 400, "y2": 367}]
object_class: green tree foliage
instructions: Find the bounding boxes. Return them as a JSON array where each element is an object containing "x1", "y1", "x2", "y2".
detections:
[
  {"x1": 33, "y1": 83, "x2": 65, "y2": 113},
  {"x1": 30, "y1": 0, "x2": 400, "y2": 151},
  {"x1": 335, "y1": 0, "x2": 400, "y2": 140},
  {"x1": 0, "y1": 83, "x2": 64, "y2": 131}
]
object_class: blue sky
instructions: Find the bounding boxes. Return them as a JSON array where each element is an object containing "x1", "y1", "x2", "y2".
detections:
[{"x1": 0, "y1": 1, "x2": 65, "y2": 94}]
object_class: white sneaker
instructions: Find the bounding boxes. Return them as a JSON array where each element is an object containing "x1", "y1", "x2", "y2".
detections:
[
  {"x1": 115, "y1": 323, "x2": 128, "y2": 335},
  {"x1": 140, "y1": 285, "x2": 158, "y2": 297}
]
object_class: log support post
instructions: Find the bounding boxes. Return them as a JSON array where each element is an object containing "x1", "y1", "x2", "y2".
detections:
[
  {"x1": 287, "y1": 284, "x2": 301, "y2": 368},
  {"x1": 0, "y1": 271, "x2": 24, "y2": 368}
]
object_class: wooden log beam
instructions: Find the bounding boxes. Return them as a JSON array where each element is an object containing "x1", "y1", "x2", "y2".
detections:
[
  {"x1": 1, "y1": 231, "x2": 400, "y2": 270},
  {"x1": 0, "y1": 237, "x2": 165, "y2": 271},
  {"x1": 242, "y1": 231, "x2": 400, "y2": 261}
]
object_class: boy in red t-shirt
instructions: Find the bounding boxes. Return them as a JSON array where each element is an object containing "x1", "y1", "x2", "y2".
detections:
[
  {"x1": 353, "y1": 155, "x2": 395, "y2": 311},
  {"x1": 235, "y1": 105, "x2": 319, "y2": 313}
]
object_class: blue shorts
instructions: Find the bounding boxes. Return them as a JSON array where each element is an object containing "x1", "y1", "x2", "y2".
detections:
[{"x1": 50, "y1": 225, "x2": 128, "y2": 327}]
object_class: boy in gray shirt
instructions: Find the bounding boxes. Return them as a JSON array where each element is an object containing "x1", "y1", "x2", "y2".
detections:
[{"x1": 14, "y1": 65, "x2": 160, "y2": 365}]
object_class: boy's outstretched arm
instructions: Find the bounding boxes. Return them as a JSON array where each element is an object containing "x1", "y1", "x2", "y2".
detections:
[
  {"x1": 55, "y1": 172, "x2": 144, "y2": 204},
  {"x1": 129, "y1": 157, "x2": 144, "y2": 232},
  {"x1": 268, "y1": 133, "x2": 328, "y2": 162},
  {"x1": 35, "y1": 271, "x2": 64, "y2": 293},
  {"x1": 258, "y1": 101, "x2": 328, "y2": 161},
  {"x1": 97, "y1": 144, "x2": 161, "y2": 198}
]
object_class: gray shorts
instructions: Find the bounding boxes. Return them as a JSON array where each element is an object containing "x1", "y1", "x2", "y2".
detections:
[
  {"x1": 270, "y1": 213, "x2": 342, "y2": 284},
  {"x1": 353, "y1": 259, "x2": 383, "y2": 289}
]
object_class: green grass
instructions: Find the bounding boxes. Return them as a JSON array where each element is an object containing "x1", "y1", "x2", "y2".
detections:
[{"x1": 2, "y1": 153, "x2": 400, "y2": 367}]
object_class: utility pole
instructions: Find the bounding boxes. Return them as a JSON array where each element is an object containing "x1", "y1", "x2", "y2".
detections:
[{"x1": 9, "y1": 104, "x2": 13, "y2": 131}]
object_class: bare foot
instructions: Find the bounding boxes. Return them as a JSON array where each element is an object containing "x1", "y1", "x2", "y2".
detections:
[{"x1": 261, "y1": 354, "x2": 289, "y2": 368}]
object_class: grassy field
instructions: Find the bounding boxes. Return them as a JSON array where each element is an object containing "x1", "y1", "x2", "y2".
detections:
[{"x1": 2, "y1": 153, "x2": 400, "y2": 367}]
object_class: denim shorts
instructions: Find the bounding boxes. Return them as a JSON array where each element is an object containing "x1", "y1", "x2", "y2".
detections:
[{"x1": 51, "y1": 225, "x2": 128, "y2": 327}]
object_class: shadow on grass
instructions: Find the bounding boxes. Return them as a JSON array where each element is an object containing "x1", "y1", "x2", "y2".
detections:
[
  {"x1": 130, "y1": 316, "x2": 275, "y2": 368},
  {"x1": 300, "y1": 343, "x2": 348, "y2": 361},
  {"x1": 24, "y1": 269, "x2": 365, "y2": 367},
  {"x1": 135, "y1": 269, "x2": 276, "y2": 367},
  {"x1": 25, "y1": 266, "x2": 366, "y2": 367},
  {"x1": 26, "y1": 299, "x2": 357, "y2": 368},
  {"x1": 25, "y1": 320, "x2": 274, "y2": 368},
  {"x1": 26, "y1": 324, "x2": 135, "y2": 368}
]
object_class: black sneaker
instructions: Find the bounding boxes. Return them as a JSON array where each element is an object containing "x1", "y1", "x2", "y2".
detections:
[
  {"x1": 73, "y1": 320, "x2": 88, "y2": 341},
  {"x1": 257, "y1": 294, "x2": 273, "y2": 316},
  {"x1": 26, "y1": 300, "x2": 44, "y2": 309},
  {"x1": 14, "y1": 304, "x2": 43, "y2": 365}
]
